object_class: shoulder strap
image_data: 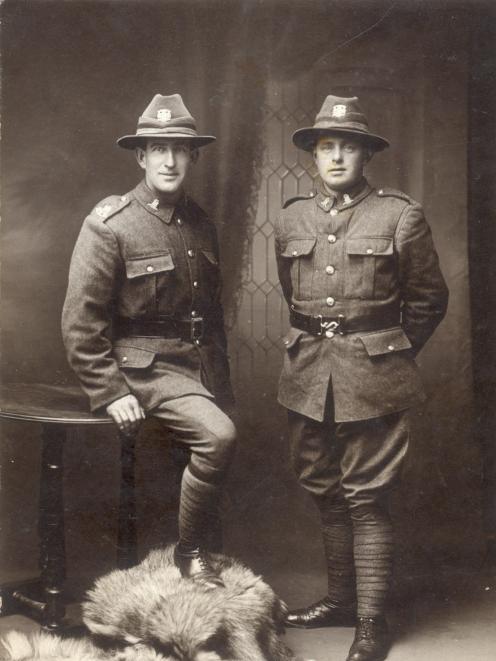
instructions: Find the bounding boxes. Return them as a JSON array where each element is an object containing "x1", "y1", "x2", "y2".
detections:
[
  {"x1": 89, "y1": 194, "x2": 131, "y2": 222},
  {"x1": 283, "y1": 191, "x2": 316, "y2": 209},
  {"x1": 376, "y1": 187, "x2": 412, "y2": 203}
]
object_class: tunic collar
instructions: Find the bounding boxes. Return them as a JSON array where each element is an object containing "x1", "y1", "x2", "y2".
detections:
[
  {"x1": 133, "y1": 179, "x2": 186, "y2": 224},
  {"x1": 315, "y1": 177, "x2": 371, "y2": 212}
]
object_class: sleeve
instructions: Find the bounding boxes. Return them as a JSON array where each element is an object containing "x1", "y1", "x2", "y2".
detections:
[
  {"x1": 396, "y1": 203, "x2": 449, "y2": 353},
  {"x1": 61, "y1": 216, "x2": 131, "y2": 411},
  {"x1": 208, "y1": 223, "x2": 235, "y2": 410},
  {"x1": 274, "y1": 214, "x2": 293, "y2": 306}
]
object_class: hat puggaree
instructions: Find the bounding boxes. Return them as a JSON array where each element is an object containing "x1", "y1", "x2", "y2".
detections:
[
  {"x1": 117, "y1": 94, "x2": 216, "y2": 150},
  {"x1": 293, "y1": 95, "x2": 389, "y2": 152}
]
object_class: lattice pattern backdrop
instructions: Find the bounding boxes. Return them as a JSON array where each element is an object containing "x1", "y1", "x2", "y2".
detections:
[{"x1": 229, "y1": 76, "x2": 318, "y2": 399}]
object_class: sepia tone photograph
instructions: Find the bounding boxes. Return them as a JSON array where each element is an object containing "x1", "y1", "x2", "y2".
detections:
[{"x1": 0, "y1": 0, "x2": 495, "y2": 659}]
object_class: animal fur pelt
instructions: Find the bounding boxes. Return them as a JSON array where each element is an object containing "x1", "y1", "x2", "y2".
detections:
[
  {"x1": 1, "y1": 546, "x2": 300, "y2": 661},
  {"x1": 0, "y1": 629, "x2": 102, "y2": 660}
]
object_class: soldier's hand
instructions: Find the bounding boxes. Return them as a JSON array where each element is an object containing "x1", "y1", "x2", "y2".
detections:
[{"x1": 106, "y1": 394, "x2": 145, "y2": 435}]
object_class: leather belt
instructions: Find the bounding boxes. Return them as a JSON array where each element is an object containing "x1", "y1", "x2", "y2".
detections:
[
  {"x1": 115, "y1": 317, "x2": 208, "y2": 344},
  {"x1": 290, "y1": 309, "x2": 401, "y2": 336}
]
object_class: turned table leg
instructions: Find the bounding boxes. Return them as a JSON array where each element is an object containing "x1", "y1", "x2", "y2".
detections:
[
  {"x1": 117, "y1": 431, "x2": 137, "y2": 568},
  {"x1": 39, "y1": 423, "x2": 66, "y2": 629}
]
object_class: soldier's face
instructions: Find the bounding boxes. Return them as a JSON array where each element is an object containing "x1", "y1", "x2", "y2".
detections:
[
  {"x1": 314, "y1": 135, "x2": 371, "y2": 192},
  {"x1": 136, "y1": 139, "x2": 197, "y2": 197}
]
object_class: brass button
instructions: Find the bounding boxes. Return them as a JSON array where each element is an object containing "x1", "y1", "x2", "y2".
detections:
[
  {"x1": 122, "y1": 356, "x2": 128, "y2": 363},
  {"x1": 325, "y1": 330, "x2": 335, "y2": 338},
  {"x1": 146, "y1": 265, "x2": 154, "y2": 272},
  {"x1": 326, "y1": 296, "x2": 335, "y2": 307},
  {"x1": 193, "y1": 281, "x2": 199, "y2": 288},
  {"x1": 366, "y1": 248, "x2": 374, "y2": 255},
  {"x1": 292, "y1": 250, "x2": 298, "y2": 256},
  {"x1": 328, "y1": 234, "x2": 337, "y2": 243},
  {"x1": 378, "y1": 189, "x2": 384, "y2": 195},
  {"x1": 330, "y1": 208, "x2": 338, "y2": 216},
  {"x1": 177, "y1": 218, "x2": 182, "y2": 225},
  {"x1": 191, "y1": 310, "x2": 197, "y2": 317},
  {"x1": 187, "y1": 249, "x2": 195, "y2": 258},
  {"x1": 388, "y1": 344, "x2": 395, "y2": 351},
  {"x1": 284, "y1": 338, "x2": 290, "y2": 345},
  {"x1": 326, "y1": 265, "x2": 335, "y2": 275}
]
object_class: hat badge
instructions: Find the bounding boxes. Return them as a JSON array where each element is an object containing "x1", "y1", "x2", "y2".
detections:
[
  {"x1": 331, "y1": 104, "x2": 347, "y2": 118},
  {"x1": 157, "y1": 108, "x2": 172, "y2": 122}
]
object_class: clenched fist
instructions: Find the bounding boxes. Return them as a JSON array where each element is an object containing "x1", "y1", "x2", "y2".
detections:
[{"x1": 106, "y1": 394, "x2": 145, "y2": 435}]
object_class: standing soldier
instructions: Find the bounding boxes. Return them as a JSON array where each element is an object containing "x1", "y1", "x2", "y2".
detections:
[
  {"x1": 275, "y1": 95, "x2": 448, "y2": 661},
  {"x1": 62, "y1": 94, "x2": 236, "y2": 588}
]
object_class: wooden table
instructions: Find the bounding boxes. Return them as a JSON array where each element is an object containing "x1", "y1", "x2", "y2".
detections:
[{"x1": 0, "y1": 383, "x2": 138, "y2": 630}]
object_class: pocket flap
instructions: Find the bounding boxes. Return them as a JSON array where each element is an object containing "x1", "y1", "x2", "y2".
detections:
[
  {"x1": 346, "y1": 237, "x2": 393, "y2": 256},
  {"x1": 201, "y1": 249, "x2": 219, "y2": 265},
  {"x1": 282, "y1": 326, "x2": 304, "y2": 350},
  {"x1": 113, "y1": 345, "x2": 156, "y2": 368},
  {"x1": 281, "y1": 237, "x2": 317, "y2": 258},
  {"x1": 359, "y1": 327, "x2": 412, "y2": 356},
  {"x1": 125, "y1": 252, "x2": 174, "y2": 279}
]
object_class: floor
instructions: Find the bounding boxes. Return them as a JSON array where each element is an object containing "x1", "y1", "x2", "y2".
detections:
[{"x1": 1, "y1": 567, "x2": 495, "y2": 660}]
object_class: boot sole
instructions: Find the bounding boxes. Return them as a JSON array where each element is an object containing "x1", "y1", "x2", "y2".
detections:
[{"x1": 285, "y1": 619, "x2": 356, "y2": 629}]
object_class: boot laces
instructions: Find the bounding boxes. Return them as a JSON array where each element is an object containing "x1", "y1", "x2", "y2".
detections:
[{"x1": 357, "y1": 618, "x2": 377, "y2": 640}]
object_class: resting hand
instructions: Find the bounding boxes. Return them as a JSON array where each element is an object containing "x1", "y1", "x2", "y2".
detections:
[{"x1": 106, "y1": 394, "x2": 145, "y2": 435}]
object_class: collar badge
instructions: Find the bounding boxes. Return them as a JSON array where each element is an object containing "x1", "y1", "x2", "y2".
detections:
[
  {"x1": 148, "y1": 199, "x2": 160, "y2": 210},
  {"x1": 332, "y1": 104, "x2": 347, "y2": 118},
  {"x1": 157, "y1": 108, "x2": 172, "y2": 122}
]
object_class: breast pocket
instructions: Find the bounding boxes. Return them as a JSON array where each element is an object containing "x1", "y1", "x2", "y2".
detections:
[
  {"x1": 122, "y1": 251, "x2": 175, "y2": 316},
  {"x1": 280, "y1": 237, "x2": 317, "y2": 300},
  {"x1": 344, "y1": 236, "x2": 394, "y2": 299}
]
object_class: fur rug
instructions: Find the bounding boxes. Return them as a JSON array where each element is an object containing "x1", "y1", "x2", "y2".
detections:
[{"x1": 2, "y1": 546, "x2": 301, "y2": 661}]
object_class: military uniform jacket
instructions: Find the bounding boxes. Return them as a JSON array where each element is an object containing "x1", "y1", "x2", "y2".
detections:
[
  {"x1": 62, "y1": 179, "x2": 234, "y2": 413},
  {"x1": 274, "y1": 180, "x2": 449, "y2": 423}
]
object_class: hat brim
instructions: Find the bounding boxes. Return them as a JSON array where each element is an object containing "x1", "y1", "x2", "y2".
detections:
[
  {"x1": 117, "y1": 133, "x2": 216, "y2": 150},
  {"x1": 292, "y1": 127, "x2": 389, "y2": 152}
]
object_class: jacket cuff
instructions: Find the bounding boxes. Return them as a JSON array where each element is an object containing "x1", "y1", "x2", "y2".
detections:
[{"x1": 90, "y1": 382, "x2": 132, "y2": 413}]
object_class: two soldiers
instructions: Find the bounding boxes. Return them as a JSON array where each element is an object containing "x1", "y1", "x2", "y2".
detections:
[{"x1": 63, "y1": 93, "x2": 448, "y2": 660}]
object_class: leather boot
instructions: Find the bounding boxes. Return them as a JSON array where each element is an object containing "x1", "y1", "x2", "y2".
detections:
[
  {"x1": 285, "y1": 597, "x2": 356, "y2": 629},
  {"x1": 173, "y1": 545, "x2": 224, "y2": 589},
  {"x1": 346, "y1": 617, "x2": 391, "y2": 661}
]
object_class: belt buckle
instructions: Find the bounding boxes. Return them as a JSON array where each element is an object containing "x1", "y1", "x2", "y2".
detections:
[
  {"x1": 318, "y1": 314, "x2": 345, "y2": 336},
  {"x1": 191, "y1": 317, "x2": 204, "y2": 345}
]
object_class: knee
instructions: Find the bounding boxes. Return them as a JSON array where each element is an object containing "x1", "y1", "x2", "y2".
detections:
[
  {"x1": 216, "y1": 417, "x2": 237, "y2": 453},
  {"x1": 315, "y1": 494, "x2": 350, "y2": 524},
  {"x1": 207, "y1": 415, "x2": 237, "y2": 465},
  {"x1": 349, "y1": 502, "x2": 390, "y2": 525}
]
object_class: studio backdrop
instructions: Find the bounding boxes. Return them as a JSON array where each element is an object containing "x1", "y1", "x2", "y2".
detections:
[{"x1": 0, "y1": 0, "x2": 485, "y2": 590}]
